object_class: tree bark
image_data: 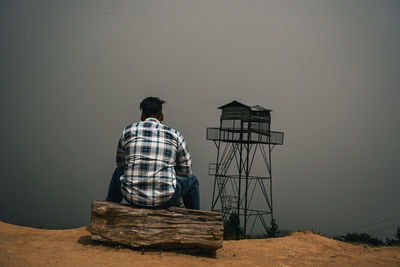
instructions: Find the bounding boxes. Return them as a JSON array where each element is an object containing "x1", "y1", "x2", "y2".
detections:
[{"x1": 90, "y1": 201, "x2": 223, "y2": 251}]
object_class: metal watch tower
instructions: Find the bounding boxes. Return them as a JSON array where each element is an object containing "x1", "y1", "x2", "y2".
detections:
[{"x1": 206, "y1": 101, "x2": 284, "y2": 237}]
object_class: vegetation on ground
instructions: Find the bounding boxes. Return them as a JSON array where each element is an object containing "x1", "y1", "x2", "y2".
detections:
[
  {"x1": 223, "y1": 213, "x2": 243, "y2": 240},
  {"x1": 223, "y1": 214, "x2": 280, "y2": 240},
  {"x1": 266, "y1": 219, "x2": 280, "y2": 238},
  {"x1": 334, "y1": 226, "x2": 400, "y2": 247}
]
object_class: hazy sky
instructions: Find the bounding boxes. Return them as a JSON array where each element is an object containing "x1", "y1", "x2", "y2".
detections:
[{"x1": 1, "y1": 0, "x2": 399, "y2": 239}]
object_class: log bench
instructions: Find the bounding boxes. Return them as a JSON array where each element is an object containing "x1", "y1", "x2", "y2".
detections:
[{"x1": 90, "y1": 201, "x2": 223, "y2": 251}]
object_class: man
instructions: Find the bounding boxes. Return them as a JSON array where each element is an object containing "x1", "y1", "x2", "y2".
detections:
[{"x1": 106, "y1": 97, "x2": 200, "y2": 210}]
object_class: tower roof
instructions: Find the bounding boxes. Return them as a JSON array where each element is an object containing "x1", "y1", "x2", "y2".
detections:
[
  {"x1": 218, "y1": 100, "x2": 249, "y2": 109},
  {"x1": 218, "y1": 100, "x2": 272, "y2": 111},
  {"x1": 250, "y1": 105, "x2": 272, "y2": 112}
]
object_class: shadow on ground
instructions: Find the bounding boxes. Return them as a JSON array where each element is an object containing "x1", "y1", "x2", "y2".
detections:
[{"x1": 77, "y1": 234, "x2": 217, "y2": 258}]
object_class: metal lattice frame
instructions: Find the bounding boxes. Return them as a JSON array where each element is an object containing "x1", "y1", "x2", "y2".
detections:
[{"x1": 207, "y1": 117, "x2": 283, "y2": 238}]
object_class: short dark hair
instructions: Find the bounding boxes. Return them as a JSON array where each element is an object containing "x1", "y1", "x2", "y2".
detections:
[{"x1": 140, "y1": 97, "x2": 165, "y2": 117}]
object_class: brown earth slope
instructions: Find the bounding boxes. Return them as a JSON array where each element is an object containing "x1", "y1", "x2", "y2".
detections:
[{"x1": 0, "y1": 221, "x2": 399, "y2": 266}]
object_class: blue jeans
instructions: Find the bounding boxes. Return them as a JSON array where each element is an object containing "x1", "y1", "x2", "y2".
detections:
[{"x1": 106, "y1": 166, "x2": 200, "y2": 210}]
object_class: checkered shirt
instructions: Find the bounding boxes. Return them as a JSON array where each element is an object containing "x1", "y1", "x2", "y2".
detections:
[{"x1": 116, "y1": 117, "x2": 192, "y2": 206}]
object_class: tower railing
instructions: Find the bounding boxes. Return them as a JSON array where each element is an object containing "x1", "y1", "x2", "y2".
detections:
[{"x1": 206, "y1": 127, "x2": 284, "y2": 145}]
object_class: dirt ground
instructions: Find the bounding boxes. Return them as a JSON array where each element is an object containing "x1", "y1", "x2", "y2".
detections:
[{"x1": 1, "y1": 221, "x2": 399, "y2": 266}]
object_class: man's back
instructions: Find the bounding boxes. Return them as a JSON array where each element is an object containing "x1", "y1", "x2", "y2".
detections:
[{"x1": 116, "y1": 117, "x2": 192, "y2": 206}]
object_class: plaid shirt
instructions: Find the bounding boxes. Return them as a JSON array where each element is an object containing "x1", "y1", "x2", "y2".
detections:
[{"x1": 116, "y1": 117, "x2": 192, "y2": 206}]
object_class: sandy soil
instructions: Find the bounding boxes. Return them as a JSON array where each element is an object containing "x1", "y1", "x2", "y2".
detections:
[{"x1": 1, "y1": 221, "x2": 399, "y2": 266}]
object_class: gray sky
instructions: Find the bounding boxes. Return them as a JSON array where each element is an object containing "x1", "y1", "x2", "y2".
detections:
[{"x1": 1, "y1": 0, "x2": 399, "y2": 239}]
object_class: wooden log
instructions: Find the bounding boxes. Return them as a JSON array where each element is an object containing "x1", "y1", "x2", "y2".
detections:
[{"x1": 90, "y1": 201, "x2": 223, "y2": 251}]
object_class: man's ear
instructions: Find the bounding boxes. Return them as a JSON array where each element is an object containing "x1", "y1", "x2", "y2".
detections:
[
  {"x1": 141, "y1": 113, "x2": 146, "y2": 121},
  {"x1": 160, "y1": 113, "x2": 164, "y2": 122}
]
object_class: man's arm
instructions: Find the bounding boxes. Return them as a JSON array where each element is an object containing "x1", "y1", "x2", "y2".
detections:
[
  {"x1": 175, "y1": 134, "x2": 192, "y2": 177},
  {"x1": 116, "y1": 134, "x2": 125, "y2": 168}
]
